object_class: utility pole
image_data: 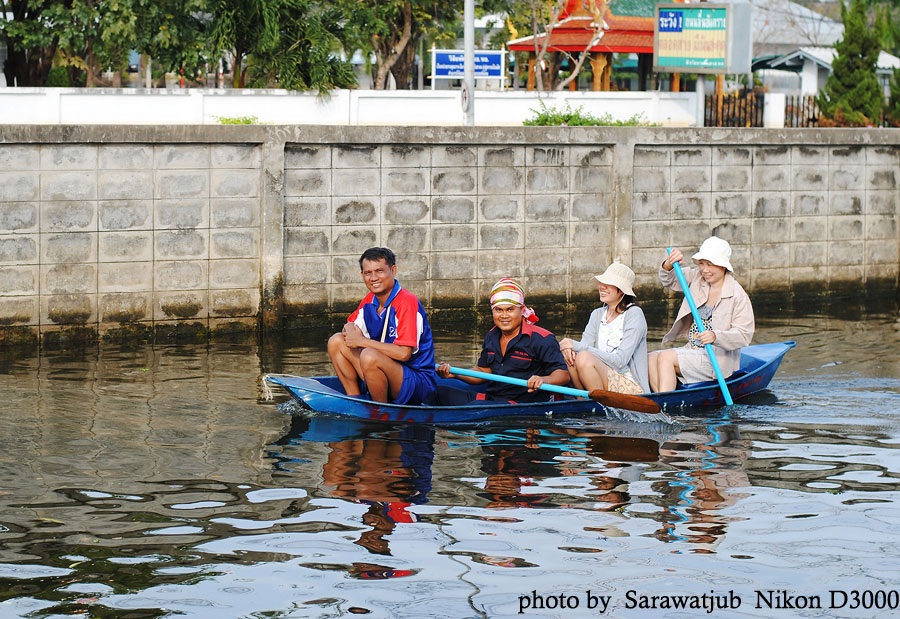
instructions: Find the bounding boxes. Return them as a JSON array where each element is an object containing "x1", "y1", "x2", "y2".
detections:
[{"x1": 463, "y1": 0, "x2": 475, "y2": 126}]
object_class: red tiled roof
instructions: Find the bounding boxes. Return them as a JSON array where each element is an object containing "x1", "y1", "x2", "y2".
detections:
[
  {"x1": 506, "y1": 8, "x2": 654, "y2": 54},
  {"x1": 551, "y1": 14, "x2": 652, "y2": 33},
  {"x1": 508, "y1": 29, "x2": 653, "y2": 54}
]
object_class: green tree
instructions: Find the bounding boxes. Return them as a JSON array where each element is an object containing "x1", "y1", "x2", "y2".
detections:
[
  {"x1": 885, "y1": 67, "x2": 900, "y2": 125},
  {"x1": 132, "y1": 0, "x2": 209, "y2": 81},
  {"x1": 818, "y1": 0, "x2": 885, "y2": 126},
  {"x1": 1, "y1": 0, "x2": 208, "y2": 87},
  {"x1": 245, "y1": 1, "x2": 356, "y2": 91},
  {"x1": 208, "y1": 0, "x2": 355, "y2": 91},
  {"x1": 51, "y1": 0, "x2": 138, "y2": 87},
  {"x1": 341, "y1": 0, "x2": 463, "y2": 90},
  {"x1": 1, "y1": 0, "x2": 66, "y2": 86}
]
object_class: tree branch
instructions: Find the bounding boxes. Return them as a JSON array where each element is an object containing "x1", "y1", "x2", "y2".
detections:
[
  {"x1": 531, "y1": 0, "x2": 568, "y2": 91},
  {"x1": 556, "y1": 0, "x2": 609, "y2": 90}
]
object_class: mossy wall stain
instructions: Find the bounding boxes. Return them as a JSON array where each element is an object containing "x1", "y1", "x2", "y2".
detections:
[
  {"x1": 102, "y1": 323, "x2": 154, "y2": 343},
  {"x1": 261, "y1": 273, "x2": 284, "y2": 332},
  {"x1": 47, "y1": 308, "x2": 92, "y2": 324},
  {"x1": 42, "y1": 326, "x2": 99, "y2": 349},
  {"x1": 0, "y1": 313, "x2": 33, "y2": 326},
  {"x1": 160, "y1": 300, "x2": 203, "y2": 319},
  {"x1": 105, "y1": 308, "x2": 148, "y2": 324},
  {"x1": 0, "y1": 327, "x2": 39, "y2": 348},
  {"x1": 154, "y1": 322, "x2": 208, "y2": 343}
]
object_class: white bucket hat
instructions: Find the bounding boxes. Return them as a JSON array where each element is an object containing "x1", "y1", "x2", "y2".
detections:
[
  {"x1": 593, "y1": 262, "x2": 636, "y2": 297},
  {"x1": 692, "y1": 236, "x2": 734, "y2": 272}
]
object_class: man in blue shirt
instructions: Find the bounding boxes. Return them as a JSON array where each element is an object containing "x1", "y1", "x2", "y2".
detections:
[
  {"x1": 435, "y1": 278, "x2": 569, "y2": 403},
  {"x1": 328, "y1": 247, "x2": 436, "y2": 405}
]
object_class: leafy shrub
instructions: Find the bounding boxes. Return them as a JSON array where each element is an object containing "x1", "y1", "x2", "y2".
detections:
[
  {"x1": 45, "y1": 66, "x2": 70, "y2": 87},
  {"x1": 523, "y1": 101, "x2": 657, "y2": 126},
  {"x1": 215, "y1": 115, "x2": 259, "y2": 125}
]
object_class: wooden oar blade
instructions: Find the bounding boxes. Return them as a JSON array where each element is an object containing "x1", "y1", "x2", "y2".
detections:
[{"x1": 587, "y1": 389, "x2": 661, "y2": 414}]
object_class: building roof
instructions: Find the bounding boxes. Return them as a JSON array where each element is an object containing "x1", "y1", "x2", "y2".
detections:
[
  {"x1": 721, "y1": 0, "x2": 842, "y2": 49},
  {"x1": 769, "y1": 45, "x2": 900, "y2": 75},
  {"x1": 507, "y1": 1, "x2": 654, "y2": 54}
]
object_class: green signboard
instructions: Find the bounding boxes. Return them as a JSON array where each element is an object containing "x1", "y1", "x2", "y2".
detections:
[{"x1": 653, "y1": 3, "x2": 752, "y2": 75}]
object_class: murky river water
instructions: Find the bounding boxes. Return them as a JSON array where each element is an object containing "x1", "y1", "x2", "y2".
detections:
[{"x1": 1, "y1": 301, "x2": 899, "y2": 618}]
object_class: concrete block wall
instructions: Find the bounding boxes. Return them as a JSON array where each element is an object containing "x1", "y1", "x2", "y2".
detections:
[
  {"x1": 282, "y1": 142, "x2": 615, "y2": 313},
  {"x1": 630, "y1": 144, "x2": 899, "y2": 294},
  {"x1": 0, "y1": 125, "x2": 897, "y2": 342},
  {"x1": 0, "y1": 137, "x2": 263, "y2": 336}
]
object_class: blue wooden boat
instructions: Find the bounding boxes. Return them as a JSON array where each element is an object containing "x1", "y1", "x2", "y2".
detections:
[{"x1": 265, "y1": 341, "x2": 795, "y2": 423}]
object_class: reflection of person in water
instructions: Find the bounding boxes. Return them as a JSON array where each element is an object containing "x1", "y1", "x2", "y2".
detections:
[
  {"x1": 477, "y1": 428, "x2": 660, "y2": 510},
  {"x1": 651, "y1": 422, "x2": 750, "y2": 551},
  {"x1": 572, "y1": 432, "x2": 660, "y2": 512},
  {"x1": 478, "y1": 429, "x2": 562, "y2": 509},
  {"x1": 320, "y1": 424, "x2": 435, "y2": 557}
]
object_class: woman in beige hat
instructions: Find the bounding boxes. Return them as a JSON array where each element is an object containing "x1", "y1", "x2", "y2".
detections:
[
  {"x1": 649, "y1": 236, "x2": 755, "y2": 392},
  {"x1": 559, "y1": 262, "x2": 650, "y2": 395}
]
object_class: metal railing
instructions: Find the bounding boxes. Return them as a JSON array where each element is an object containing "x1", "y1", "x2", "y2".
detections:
[
  {"x1": 784, "y1": 95, "x2": 820, "y2": 127},
  {"x1": 704, "y1": 89, "x2": 764, "y2": 127}
]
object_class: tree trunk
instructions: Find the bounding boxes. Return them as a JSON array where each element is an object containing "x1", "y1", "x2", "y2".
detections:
[
  {"x1": 3, "y1": 38, "x2": 56, "y2": 86},
  {"x1": 389, "y1": 37, "x2": 417, "y2": 90},
  {"x1": 546, "y1": 52, "x2": 562, "y2": 90},
  {"x1": 85, "y1": 46, "x2": 99, "y2": 88},
  {"x1": 231, "y1": 50, "x2": 245, "y2": 88},
  {"x1": 373, "y1": 2, "x2": 413, "y2": 90}
]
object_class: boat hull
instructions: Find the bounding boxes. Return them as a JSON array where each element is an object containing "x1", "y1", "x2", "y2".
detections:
[{"x1": 266, "y1": 341, "x2": 795, "y2": 423}]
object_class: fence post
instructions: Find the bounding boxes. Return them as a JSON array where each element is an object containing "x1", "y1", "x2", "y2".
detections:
[{"x1": 763, "y1": 93, "x2": 786, "y2": 128}]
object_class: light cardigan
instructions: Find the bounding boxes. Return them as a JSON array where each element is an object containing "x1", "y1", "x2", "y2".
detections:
[
  {"x1": 571, "y1": 305, "x2": 651, "y2": 393},
  {"x1": 659, "y1": 264, "x2": 755, "y2": 377}
]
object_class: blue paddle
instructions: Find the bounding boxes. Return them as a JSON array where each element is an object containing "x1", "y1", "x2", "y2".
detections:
[
  {"x1": 667, "y1": 248, "x2": 733, "y2": 405},
  {"x1": 443, "y1": 365, "x2": 661, "y2": 414}
]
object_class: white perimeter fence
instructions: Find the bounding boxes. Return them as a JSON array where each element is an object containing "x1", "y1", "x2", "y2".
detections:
[
  {"x1": 0, "y1": 87, "x2": 714, "y2": 127},
  {"x1": 0, "y1": 87, "x2": 790, "y2": 127}
]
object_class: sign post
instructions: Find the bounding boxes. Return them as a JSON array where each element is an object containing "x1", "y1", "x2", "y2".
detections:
[{"x1": 464, "y1": 0, "x2": 475, "y2": 126}]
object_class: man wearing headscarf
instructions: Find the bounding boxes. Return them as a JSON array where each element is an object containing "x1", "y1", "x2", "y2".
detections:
[{"x1": 434, "y1": 278, "x2": 570, "y2": 404}]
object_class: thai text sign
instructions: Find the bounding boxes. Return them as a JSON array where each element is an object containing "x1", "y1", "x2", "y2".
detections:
[
  {"x1": 432, "y1": 49, "x2": 505, "y2": 79},
  {"x1": 653, "y1": 3, "x2": 752, "y2": 74}
]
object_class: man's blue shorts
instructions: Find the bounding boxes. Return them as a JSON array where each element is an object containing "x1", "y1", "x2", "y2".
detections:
[{"x1": 394, "y1": 366, "x2": 436, "y2": 406}]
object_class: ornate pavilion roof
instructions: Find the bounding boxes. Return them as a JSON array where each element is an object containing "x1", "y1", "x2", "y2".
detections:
[{"x1": 507, "y1": 0, "x2": 654, "y2": 54}]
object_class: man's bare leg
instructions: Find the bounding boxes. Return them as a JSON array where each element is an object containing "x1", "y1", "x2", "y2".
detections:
[
  {"x1": 358, "y1": 348, "x2": 405, "y2": 403},
  {"x1": 328, "y1": 333, "x2": 363, "y2": 395}
]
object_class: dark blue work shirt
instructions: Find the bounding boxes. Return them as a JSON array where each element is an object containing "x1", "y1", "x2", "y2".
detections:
[{"x1": 476, "y1": 321, "x2": 568, "y2": 403}]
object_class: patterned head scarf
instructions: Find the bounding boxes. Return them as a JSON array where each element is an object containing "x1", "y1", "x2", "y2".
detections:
[{"x1": 489, "y1": 278, "x2": 539, "y2": 323}]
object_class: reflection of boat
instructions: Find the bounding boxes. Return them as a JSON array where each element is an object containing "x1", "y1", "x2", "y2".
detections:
[{"x1": 265, "y1": 341, "x2": 795, "y2": 422}]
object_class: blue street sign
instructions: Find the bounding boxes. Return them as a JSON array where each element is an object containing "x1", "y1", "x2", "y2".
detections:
[{"x1": 432, "y1": 49, "x2": 505, "y2": 79}]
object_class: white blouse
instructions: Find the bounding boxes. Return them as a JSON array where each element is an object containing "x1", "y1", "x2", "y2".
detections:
[{"x1": 595, "y1": 308, "x2": 634, "y2": 379}]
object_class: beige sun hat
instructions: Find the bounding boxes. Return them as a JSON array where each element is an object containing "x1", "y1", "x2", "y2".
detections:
[
  {"x1": 593, "y1": 262, "x2": 636, "y2": 297},
  {"x1": 691, "y1": 236, "x2": 734, "y2": 272}
]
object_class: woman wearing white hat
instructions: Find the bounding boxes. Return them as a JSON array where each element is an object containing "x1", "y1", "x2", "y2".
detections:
[
  {"x1": 559, "y1": 262, "x2": 650, "y2": 395},
  {"x1": 649, "y1": 236, "x2": 755, "y2": 392}
]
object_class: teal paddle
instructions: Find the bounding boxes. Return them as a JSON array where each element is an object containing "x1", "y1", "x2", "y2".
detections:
[
  {"x1": 443, "y1": 365, "x2": 661, "y2": 414},
  {"x1": 667, "y1": 248, "x2": 734, "y2": 405}
]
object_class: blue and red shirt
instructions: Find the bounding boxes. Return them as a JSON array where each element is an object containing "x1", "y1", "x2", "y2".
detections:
[
  {"x1": 476, "y1": 322, "x2": 568, "y2": 403},
  {"x1": 347, "y1": 281, "x2": 436, "y2": 375}
]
